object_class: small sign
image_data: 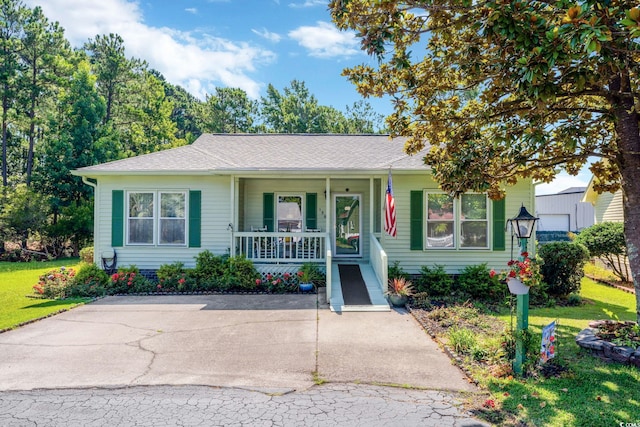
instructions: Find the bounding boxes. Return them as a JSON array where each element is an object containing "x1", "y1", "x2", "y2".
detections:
[{"x1": 540, "y1": 321, "x2": 556, "y2": 363}]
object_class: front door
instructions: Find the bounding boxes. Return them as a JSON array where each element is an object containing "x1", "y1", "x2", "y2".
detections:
[{"x1": 334, "y1": 194, "x2": 361, "y2": 257}]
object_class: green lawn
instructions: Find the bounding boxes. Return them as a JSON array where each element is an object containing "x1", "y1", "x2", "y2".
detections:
[
  {"x1": 0, "y1": 258, "x2": 88, "y2": 330},
  {"x1": 487, "y1": 278, "x2": 639, "y2": 426}
]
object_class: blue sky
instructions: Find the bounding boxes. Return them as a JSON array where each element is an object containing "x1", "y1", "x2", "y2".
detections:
[
  {"x1": 27, "y1": 0, "x2": 390, "y2": 115},
  {"x1": 26, "y1": 0, "x2": 591, "y2": 195}
]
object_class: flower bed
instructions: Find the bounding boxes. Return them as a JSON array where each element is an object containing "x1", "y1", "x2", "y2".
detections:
[{"x1": 575, "y1": 320, "x2": 640, "y2": 367}]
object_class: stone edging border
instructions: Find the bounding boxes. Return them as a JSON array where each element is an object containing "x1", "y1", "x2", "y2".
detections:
[
  {"x1": 584, "y1": 274, "x2": 635, "y2": 294},
  {"x1": 575, "y1": 324, "x2": 640, "y2": 368}
]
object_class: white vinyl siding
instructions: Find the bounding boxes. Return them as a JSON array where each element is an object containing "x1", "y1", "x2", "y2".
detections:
[
  {"x1": 595, "y1": 189, "x2": 624, "y2": 223},
  {"x1": 95, "y1": 175, "x2": 231, "y2": 269},
  {"x1": 380, "y1": 174, "x2": 535, "y2": 274}
]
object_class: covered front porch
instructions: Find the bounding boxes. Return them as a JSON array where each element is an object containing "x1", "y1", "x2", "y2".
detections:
[{"x1": 228, "y1": 175, "x2": 389, "y2": 310}]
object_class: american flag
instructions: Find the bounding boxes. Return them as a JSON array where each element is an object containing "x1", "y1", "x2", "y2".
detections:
[{"x1": 385, "y1": 169, "x2": 397, "y2": 237}]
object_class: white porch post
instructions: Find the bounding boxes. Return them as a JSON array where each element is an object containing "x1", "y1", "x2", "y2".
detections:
[
  {"x1": 230, "y1": 176, "x2": 236, "y2": 255},
  {"x1": 325, "y1": 177, "x2": 331, "y2": 303},
  {"x1": 369, "y1": 177, "x2": 374, "y2": 239}
]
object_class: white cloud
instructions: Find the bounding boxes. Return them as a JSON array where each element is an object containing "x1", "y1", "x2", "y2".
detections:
[
  {"x1": 289, "y1": 0, "x2": 326, "y2": 8},
  {"x1": 288, "y1": 21, "x2": 359, "y2": 58},
  {"x1": 185, "y1": 8, "x2": 198, "y2": 14},
  {"x1": 25, "y1": 0, "x2": 274, "y2": 99},
  {"x1": 535, "y1": 172, "x2": 591, "y2": 196},
  {"x1": 252, "y1": 28, "x2": 282, "y2": 43}
]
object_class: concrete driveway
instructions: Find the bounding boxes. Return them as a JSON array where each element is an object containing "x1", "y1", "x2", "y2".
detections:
[{"x1": 0, "y1": 292, "x2": 476, "y2": 393}]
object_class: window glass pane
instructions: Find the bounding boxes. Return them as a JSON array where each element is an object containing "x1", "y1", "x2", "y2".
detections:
[
  {"x1": 160, "y1": 219, "x2": 186, "y2": 244},
  {"x1": 277, "y1": 195, "x2": 302, "y2": 232},
  {"x1": 426, "y1": 222, "x2": 454, "y2": 247},
  {"x1": 129, "y1": 193, "x2": 153, "y2": 217},
  {"x1": 461, "y1": 194, "x2": 487, "y2": 220},
  {"x1": 461, "y1": 221, "x2": 488, "y2": 248},
  {"x1": 427, "y1": 194, "x2": 454, "y2": 219},
  {"x1": 128, "y1": 219, "x2": 154, "y2": 244},
  {"x1": 161, "y1": 193, "x2": 185, "y2": 218}
]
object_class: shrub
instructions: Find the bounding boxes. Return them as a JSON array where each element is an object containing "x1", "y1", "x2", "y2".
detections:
[
  {"x1": 415, "y1": 264, "x2": 452, "y2": 296},
  {"x1": 457, "y1": 263, "x2": 502, "y2": 300},
  {"x1": 539, "y1": 242, "x2": 590, "y2": 297},
  {"x1": 33, "y1": 266, "x2": 76, "y2": 299},
  {"x1": 156, "y1": 262, "x2": 196, "y2": 292},
  {"x1": 411, "y1": 292, "x2": 432, "y2": 310},
  {"x1": 574, "y1": 222, "x2": 629, "y2": 281},
  {"x1": 68, "y1": 263, "x2": 108, "y2": 297},
  {"x1": 388, "y1": 260, "x2": 409, "y2": 280},
  {"x1": 108, "y1": 265, "x2": 151, "y2": 294},
  {"x1": 223, "y1": 256, "x2": 260, "y2": 291},
  {"x1": 79, "y1": 246, "x2": 94, "y2": 263},
  {"x1": 193, "y1": 250, "x2": 227, "y2": 286}
]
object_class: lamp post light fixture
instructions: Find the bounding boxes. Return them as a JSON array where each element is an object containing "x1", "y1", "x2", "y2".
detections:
[
  {"x1": 508, "y1": 204, "x2": 539, "y2": 376},
  {"x1": 510, "y1": 205, "x2": 539, "y2": 240}
]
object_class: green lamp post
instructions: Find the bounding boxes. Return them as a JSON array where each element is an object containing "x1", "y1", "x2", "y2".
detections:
[{"x1": 508, "y1": 205, "x2": 539, "y2": 376}]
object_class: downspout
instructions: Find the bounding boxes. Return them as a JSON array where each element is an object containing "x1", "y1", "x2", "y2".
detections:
[{"x1": 81, "y1": 176, "x2": 98, "y2": 264}]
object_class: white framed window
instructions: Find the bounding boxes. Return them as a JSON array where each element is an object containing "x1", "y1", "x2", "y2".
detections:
[
  {"x1": 460, "y1": 193, "x2": 488, "y2": 248},
  {"x1": 126, "y1": 191, "x2": 187, "y2": 246},
  {"x1": 128, "y1": 192, "x2": 155, "y2": 245},
  {"x1": 159, "y1": 192, "x2": 186, "y2": 245},
  {"x1": 277, "y1": 194, "x2": 303, "y2": 232},
  {"x1": 425, "y1": 192, "x2": 489, "y2": 249},
  {"x1": 426, "y1": 194, "x2": 456, "y2": 248}
]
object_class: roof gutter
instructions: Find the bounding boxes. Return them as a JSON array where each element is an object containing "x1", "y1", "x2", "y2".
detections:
[
  {"x1": 81, "y1": 176, "x2": 97, "y2": 190},
  {"x1": 71, "y1": 167, "x2": 431, "y2": 177}
]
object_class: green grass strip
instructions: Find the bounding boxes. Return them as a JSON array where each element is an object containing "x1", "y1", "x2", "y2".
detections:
[{"x1": 0, "y1": 258, "x2": 88, "y2": 331}]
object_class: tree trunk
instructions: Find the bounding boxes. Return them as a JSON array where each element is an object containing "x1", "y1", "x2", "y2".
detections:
[
  {"x1": 611, "y1": 73, "x2": 640, "y2": 323},
  {"x1": 26, "y1": 60, "x2": 37, "y2": 186},
  {"x1": 1, "y1": 87, "x2": 7, "y2": 187}
]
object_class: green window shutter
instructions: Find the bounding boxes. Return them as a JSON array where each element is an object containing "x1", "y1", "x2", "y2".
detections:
[
  {"x1": 306, "y1": 193, "x2": 317, "y2": 230},
  {"x1": 263, "y1": 193, "x2": 275, "y2": 231},
  {"x1": 189, "y1": 190, "x2": 202, "y2": 248},
  {"x1": 492, "y1": 198, "x2": 506, "y2": 251},
  {"x1": 111, "y1": 190, "x2": 124, "y2": 247},
  {"x1": 410, "y1": 191, "x2": 423, "y2": 250}
]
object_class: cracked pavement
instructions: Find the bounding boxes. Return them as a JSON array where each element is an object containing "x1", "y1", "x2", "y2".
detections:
[
  {"x1": 0, "y1": 384, "x2": 488, "y2": 426},
  {"x1": 0, "y1": 293, "x2": 489, "y2": 426}
]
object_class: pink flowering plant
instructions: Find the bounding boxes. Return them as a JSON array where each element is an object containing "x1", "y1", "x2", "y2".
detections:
[
  {"x1": 33, "y1": 266, "x2": 76, "y2": 299},
  {"x1": 156, "y1": 262, "x2": 196, "y2": 292},
  {"x1": 257, "y1": 272, "x2": 298, "y2": 293},
  {"x1": 109, "y1": 266, "x2": 152, "y2": 293},
  {"x1": 490, "y1": 252, "x2": 542, "y2": 287}
]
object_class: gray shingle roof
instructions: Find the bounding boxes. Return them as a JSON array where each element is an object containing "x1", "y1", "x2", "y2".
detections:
[{"x1": 74, "y1": 134, "x2": 428, "y2": 175}]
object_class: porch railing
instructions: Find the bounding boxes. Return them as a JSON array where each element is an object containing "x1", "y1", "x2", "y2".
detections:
[
  {"x1": 369, "y1": 233, "x2": 388, "y2": 296},
  {"x1": 234, "y1": 231, "x2": 329, "y2": 263}
]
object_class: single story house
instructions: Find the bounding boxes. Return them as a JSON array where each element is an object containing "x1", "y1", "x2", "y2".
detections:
[{"x1": 73, "y1": 134, "x2": 535, "y2": 311}]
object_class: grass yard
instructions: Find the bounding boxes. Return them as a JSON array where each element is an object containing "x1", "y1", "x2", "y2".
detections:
[
  {"x1": 411, "y1": 277, "x2": 639, "y2": 427},
  {"x1": 485, "y1": 278, "x2": 639, "y2": 427},
  {"x1": 0, "y1": 258, "x2": 87, "y2": 330}
]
